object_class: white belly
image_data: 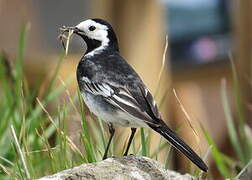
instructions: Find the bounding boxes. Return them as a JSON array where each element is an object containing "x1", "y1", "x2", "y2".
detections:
[{"x1": 81, "y1": 92, "x2": 148, "y2": 128}]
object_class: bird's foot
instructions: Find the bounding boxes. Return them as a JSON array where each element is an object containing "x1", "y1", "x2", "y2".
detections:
[
  {"x1": 103, "y1": 155, "x2": 116, "y2": 160},
  {"x1": 123, "y1": 153, "x2": 134, "y2": 157}
]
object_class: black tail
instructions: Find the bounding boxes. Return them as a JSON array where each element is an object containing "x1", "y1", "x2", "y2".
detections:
[{"x1": 149, "y1": 121, "x2": 208, "y2": 172}]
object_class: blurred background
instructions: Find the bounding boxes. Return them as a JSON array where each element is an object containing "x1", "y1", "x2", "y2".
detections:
[{"x1": 0, "y1": 0, "x2": 252, "y2": 178}]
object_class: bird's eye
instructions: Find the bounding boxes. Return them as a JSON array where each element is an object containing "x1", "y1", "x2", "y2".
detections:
[{"x1": 88, "y1": 26, "x2": 96, "y2": 31}]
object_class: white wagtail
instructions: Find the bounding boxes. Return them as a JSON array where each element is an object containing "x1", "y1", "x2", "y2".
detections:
[{"x1": 61, "y1": 18, "x2": 208, "y2": 172}]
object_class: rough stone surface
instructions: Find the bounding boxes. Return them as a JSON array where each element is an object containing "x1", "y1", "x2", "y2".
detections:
[
  {"x1": 38, "y1": 155, "x2": 194, "y2": 180},
  {"x1": 230, "y1": 159, "x2": 252, "y2": 180}
]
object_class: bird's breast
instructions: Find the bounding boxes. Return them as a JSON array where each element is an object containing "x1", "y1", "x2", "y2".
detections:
[{"x1": 80, "y1": 91, "x2": 148, "y2": 128}]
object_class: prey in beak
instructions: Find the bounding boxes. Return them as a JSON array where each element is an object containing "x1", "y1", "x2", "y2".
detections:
[{"x1": 58, "y1": 26, "x2": 81, "y2": 55}]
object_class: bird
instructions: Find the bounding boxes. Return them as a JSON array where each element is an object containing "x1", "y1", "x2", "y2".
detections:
[{"x1": 62, "y1": 18, "x2": 208, "y2": 172}]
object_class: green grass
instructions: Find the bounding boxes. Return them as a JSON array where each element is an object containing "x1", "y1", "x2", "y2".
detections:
[
  {"x1": 0, "y1": 25, "x2": 252, "y2": 180},
  {"x1": 0, "y1": 25, "x2": 170, "y2": 179},
  {"x1": 200, "y1": 57, "x2": 252, "y2": 178}
]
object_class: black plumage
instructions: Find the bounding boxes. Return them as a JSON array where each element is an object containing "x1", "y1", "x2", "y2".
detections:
[{"x1": 65, "y1": 18, "x2": 208, "y2": 172}]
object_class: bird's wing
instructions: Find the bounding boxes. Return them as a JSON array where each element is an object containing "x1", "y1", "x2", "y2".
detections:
[
  {"x1": 138, "y1": 85, "x2": 161, "y2": 120},
  {"x1": 80, "y1": 76, "x2": 160, "y2": 126}
]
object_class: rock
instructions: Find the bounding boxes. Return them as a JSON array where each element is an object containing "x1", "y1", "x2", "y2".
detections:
[
  {"x1": 230, "y1": 159, "x2": 252, "y2": 180},
  {"x1": 38, "y1": 155, "x2": 194, "y2": 180}
]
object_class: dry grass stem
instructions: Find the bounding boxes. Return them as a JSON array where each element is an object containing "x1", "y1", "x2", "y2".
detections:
[
  {"x1": 25, "y1": 146, "x2": 58, "y2": 154},
  {"x1": 172, "y1": 89, "x2": 200, "y2": 144},
  {"x1": 0, "y1": 156, "x2": 14, "y2": 167},
  {"x1": 158, "y1": 35, "x2": 169, "y2": 83},
  {"x1": 10, "y1": 125, "x2": 31, "y2": 179},
  {"x1": 58, "y1": 27, "x2": 74, "y2": 55},
  {"x1": 59, "y1": 77, "x2": 79, "y2": 113},
  {"x1": 36, "y1": 98, "x2": 84, "y2": 159},
  {"x1": 0, "y1": 164, "x2": 12, "y2": 176},
  {"x1": 65, "y1": 29, "x2": 74, "y2": 55}
]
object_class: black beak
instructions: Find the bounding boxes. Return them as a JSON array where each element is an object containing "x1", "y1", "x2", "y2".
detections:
[
  {"x1": 59, "y1": 26, "x2": 85, "y2": 51},
  {"x1": 60, "y1": 26, "x2": 84, "y2": 35}
]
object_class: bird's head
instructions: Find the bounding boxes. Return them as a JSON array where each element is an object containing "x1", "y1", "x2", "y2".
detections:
[{"x1": 64, "y1": 18, "x2": 119, "y2": 55}]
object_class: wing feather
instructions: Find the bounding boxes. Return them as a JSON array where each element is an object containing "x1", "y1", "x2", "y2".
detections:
[
  {"x1": 80, "y1": 77, "x2": 158, "y2": 126},
  {"x1": 139, "y1": 85, "x2": 161, "y2": 119}
]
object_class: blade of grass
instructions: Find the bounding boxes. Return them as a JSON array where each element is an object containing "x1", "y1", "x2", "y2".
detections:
[
  {"x1": 36, "y1": 98, "x2": 84, "y2": 160},
  {"x1": 77, "y1": 91, "x2": 96, "y2": 162},
  {"x1": 201, "y1": 124, "x2": 230, "y2": 178},
  {"x1": 229, "y1": 54, "x2": 250, "y2": 163},
  {"x1": 14, "y1": 23, "x2": 30, "y2": 81},
  {"x1": 10, "y1": 125, "x2": 31, "y2": 179},
  {"x1": 221, "y1": 78, "x2": 244, "y2": 163},
  {"x1": 164, "y1": 146, "x2": 173, "y2": 170},
  {"x1": 97, "y1": 118, "x2": 107, "y2": 155},
  {"x1": 43, "y1": 53, "x2": 65, "y2": 99},
  {"x1": 140, "y1": 128, "x2": 148, "y2": 156}
]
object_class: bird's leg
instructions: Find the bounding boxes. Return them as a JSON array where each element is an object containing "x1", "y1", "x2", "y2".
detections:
[
  {"x1": 103, "y1": 123, "x2": 115, "y2": 160},
  {"x1": 123, "y1": 128, "x2": 137, "y2": 156}
]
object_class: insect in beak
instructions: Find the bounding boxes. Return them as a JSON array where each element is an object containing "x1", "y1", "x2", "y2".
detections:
[{"x1": 58, "y1": 26, "x2": 76, "y2": 55}]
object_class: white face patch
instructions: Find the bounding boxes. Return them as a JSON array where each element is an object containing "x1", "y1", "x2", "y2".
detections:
[{"x1": 76, "y1": 19, "x2": 110, "y2": 47}]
